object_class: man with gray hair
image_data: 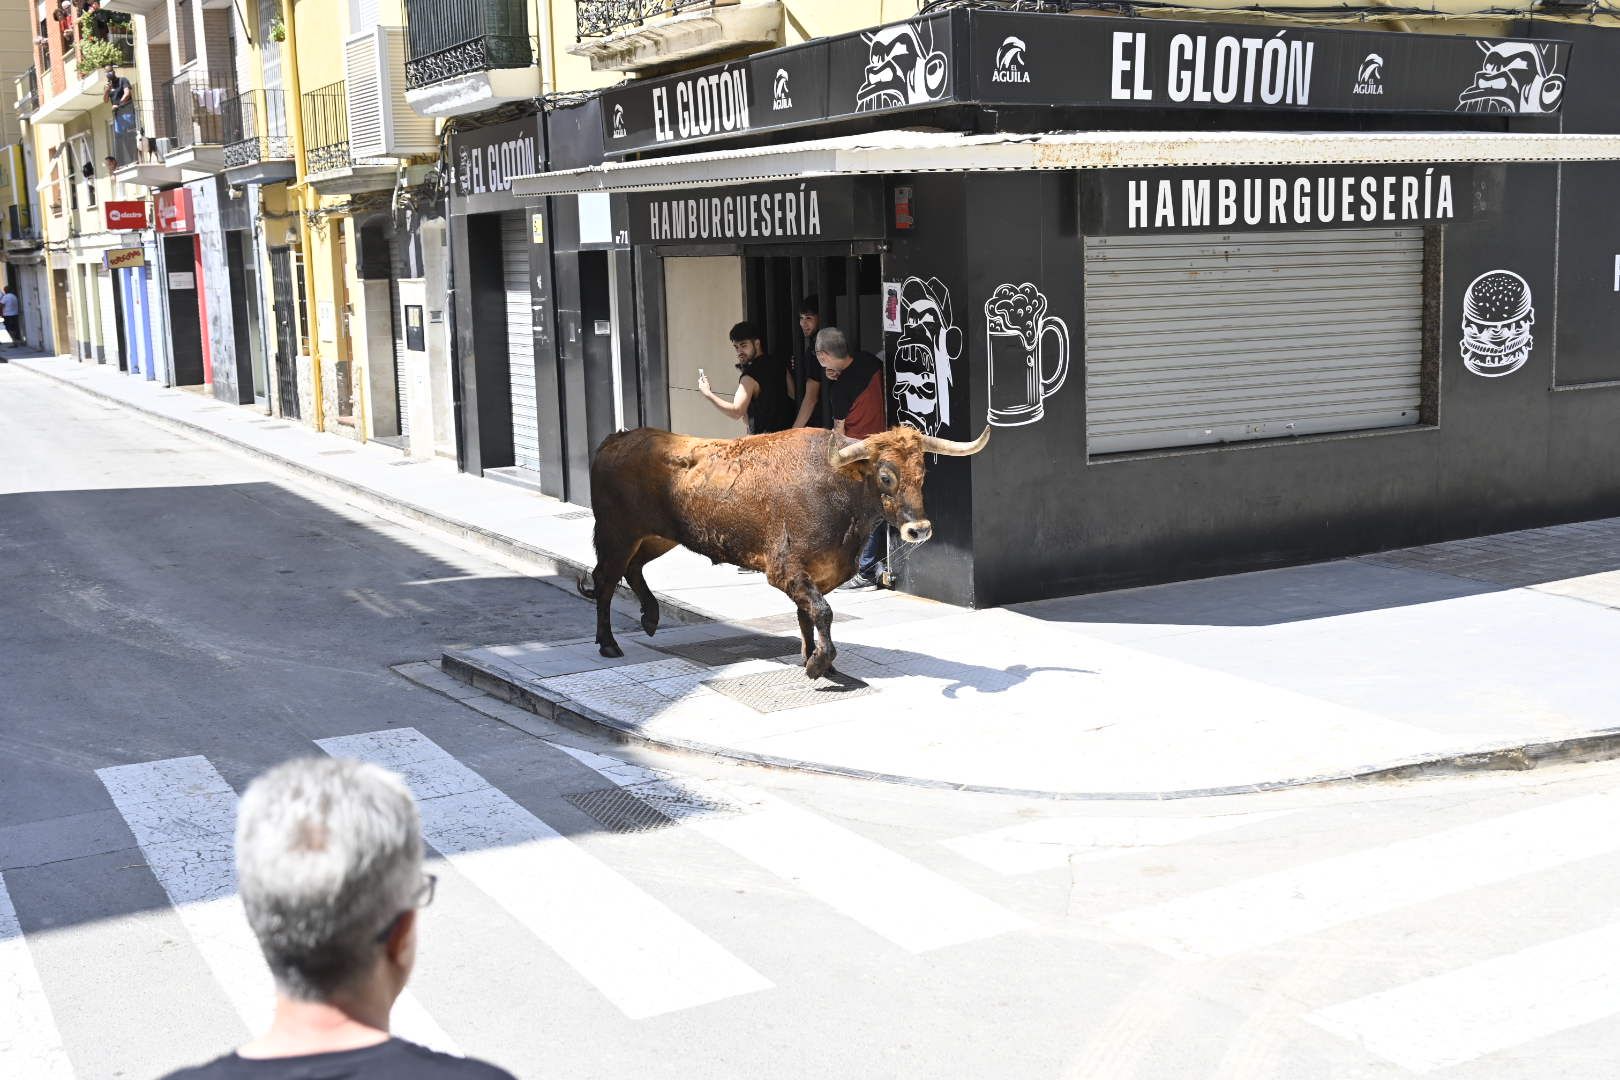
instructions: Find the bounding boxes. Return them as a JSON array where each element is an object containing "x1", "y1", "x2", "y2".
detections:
[{"x1": 163, "y1": 757, "x2": 515, "y2": 1079}]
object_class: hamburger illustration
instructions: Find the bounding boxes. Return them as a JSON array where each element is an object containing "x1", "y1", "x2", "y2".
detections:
[{"x1": 1460, "y1": 269, "x2": 1534, "y2": 377}]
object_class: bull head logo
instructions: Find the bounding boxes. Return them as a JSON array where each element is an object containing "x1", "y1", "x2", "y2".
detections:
[
  {"x1": 856, "y1": 22, "x2": 949, "y2": 113},
  {"x1": 891, "y1": 276, "x2": 961, "y2": 437},
  {"x1": 1458, "y1": 41, "x2": 1564, "y2": 114}
]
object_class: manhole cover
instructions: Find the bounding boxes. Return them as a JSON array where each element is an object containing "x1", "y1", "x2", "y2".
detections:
[
  {"x1": 555, "y1": 510, "x2": 593, "y2": 520},
  {"x1": 705, "y1": 667, "x2": 875, "y2": 714},
  {"x1": 564, "y1": 782, "x2": 741, "y2": 833},
  {"x1": 656, "y1": 634, "x2": 802, "y2": 667}
]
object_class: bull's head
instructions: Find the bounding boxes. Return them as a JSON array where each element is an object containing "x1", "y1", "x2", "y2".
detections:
[{"x1": 827, "y1": 424, "x2": 989, "y2": 544}]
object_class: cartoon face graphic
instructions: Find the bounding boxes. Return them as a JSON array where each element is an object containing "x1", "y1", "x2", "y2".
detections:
[
  {"x1": 1458, "y1": 42, "x2": 1564, "y2": 114},
  {"x1": 856, "y1": 23, "x2": 948, "y2": 113},
  {"x1": 1460, "y1": 270, "x2": 1535, "y2": 377},
  {"x1": 892, "y1": 276, "x2": 962, "y2": 436}
]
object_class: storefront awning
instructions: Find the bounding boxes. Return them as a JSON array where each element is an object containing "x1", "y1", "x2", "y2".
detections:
[{"x1": 510, "y1": 129, "x2": 1620, "y2": 199}]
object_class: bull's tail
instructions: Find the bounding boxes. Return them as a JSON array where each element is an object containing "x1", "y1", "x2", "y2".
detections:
[{"x1": 576, "y1": 571, "x2": 599, "y2": 600}]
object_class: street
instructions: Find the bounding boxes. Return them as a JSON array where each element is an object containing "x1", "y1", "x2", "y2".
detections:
[{"x1": 6, "y1": 367, "x2": 1620, "y2": 1080}]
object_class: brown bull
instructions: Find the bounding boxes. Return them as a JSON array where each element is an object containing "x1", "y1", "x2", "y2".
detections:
[{"x1": 578, "y1": 423, "x2": 989, "y2": 678}]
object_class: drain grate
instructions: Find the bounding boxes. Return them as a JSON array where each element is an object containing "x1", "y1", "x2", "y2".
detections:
[
  {"x1": 564, "y1": 782, "x2": 742, "y2": 833},
  {"x1": 554, "y1": 510, "x2": 594, "y2": 521},
  {"x1": 740, "y1": 610, "x2": 859, "y2": 633},
  {"x1": 655, "y1": 633, "x2": 803, "y2": 667},
  {"x1": 705, "y1": 666, "x2": 875, "y2": 714}
]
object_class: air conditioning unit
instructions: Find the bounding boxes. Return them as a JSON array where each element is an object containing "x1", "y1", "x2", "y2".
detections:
[
  {"x1": 151, "y1": 136, "x2": 174, "y2": 157},
  {"x1": 344, "y1": 26, "x2": 436, "y2": 160}
]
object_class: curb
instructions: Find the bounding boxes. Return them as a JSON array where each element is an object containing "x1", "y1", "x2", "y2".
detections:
[
  {"x1": 14, "y1": 360, "x2": 717, "y2": 630},
  {"x1": 440, "y1": 645, "x2": 1620, "y2": 801}
]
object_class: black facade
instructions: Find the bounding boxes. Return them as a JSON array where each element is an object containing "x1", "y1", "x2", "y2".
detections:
[{"x1": 511, "y1": 10, "x2": 1620, "y2": 607}]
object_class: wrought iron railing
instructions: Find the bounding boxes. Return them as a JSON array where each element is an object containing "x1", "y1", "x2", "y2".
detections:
[
  {"x1": 14, "y1": 69, "x2": 39, "y2": 114},
  {"x1": 302, "y1": 81, "x2": 350, "y2": 173},
  {"x1": 223, "y1": 89, "x2": 292, "y2": 169},
  {"x1": 403, "y1": 0, "x2": 533, "y2": 90},
  {"x1": 159, "y1": 71, "x2": 233, "y2": 151},
  {"x1": 575, "y1": 0, "x2": 716, "y2": 40}
]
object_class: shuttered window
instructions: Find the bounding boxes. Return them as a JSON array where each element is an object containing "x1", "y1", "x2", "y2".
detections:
[
  {"x1": 1084, "y1": 228, "x2": 1426, "y2": 456},
  {"x1": 502, "y1": 211, "x2": 539, "y2": 473}
]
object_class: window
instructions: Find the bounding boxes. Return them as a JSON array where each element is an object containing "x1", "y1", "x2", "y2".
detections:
[{"x1": 1083, "y1": 227, "x2": 1431, "y2": 455}]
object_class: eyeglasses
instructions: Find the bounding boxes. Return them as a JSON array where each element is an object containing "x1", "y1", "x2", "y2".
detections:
[{"x1": 374, "y1": 873, "x2": 437, "y2": 943}]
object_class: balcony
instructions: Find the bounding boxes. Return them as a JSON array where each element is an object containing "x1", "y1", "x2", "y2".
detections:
[
  {"x1": 14, "y1": 69, "x2": 39, "y2": 116},
  {"x1": 302, "y1": 80, "x2": 397, "y2": 194},
  {"x1": 33, "y1": 30, "x2": 136, "y2": 123},
  {"x1": 6, "y1": 204, "x2": 42, "y2": 251},
  {"x1": 401, "y1": 0, "x2": 537, "y2": 117},
  {"x1": 222, "y1": 89, "x2": 295, "y2": 186},
  {"x1": 159, "y1": 72, "x2": 232, "y2": 174},
  {"x1": 109, "y1": 101, "x2": 188, "y2": 188},
  {"x1": 569, "y1": 0, "x2": 781, "y2": 73}
]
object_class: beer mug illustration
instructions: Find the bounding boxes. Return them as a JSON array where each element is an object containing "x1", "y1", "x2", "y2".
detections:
[{"x1": 984, "y1": 282, "x2": 1068, "y2": 426}]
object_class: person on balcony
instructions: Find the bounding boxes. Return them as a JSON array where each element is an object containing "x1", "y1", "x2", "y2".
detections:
[{"x1": 105, "y1": 64, "x2": 132, "y2": 108}]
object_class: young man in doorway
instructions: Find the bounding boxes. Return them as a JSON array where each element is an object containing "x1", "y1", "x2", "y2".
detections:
[
  {"x1": 790, "y1": 296, "x2": 826, "y2": 429},
  {"x1": 815, "y1": 326, "x2": 891, "y2": 588},
  {"x1": 697, "y1": 320, "x2": 796, "y2": 435}
]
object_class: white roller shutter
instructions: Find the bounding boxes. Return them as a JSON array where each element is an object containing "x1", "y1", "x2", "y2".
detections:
[
  {"x1": 502, "y1": 212, "x2": 540, "y2": 473},
  {"x1": 1084, "y1": 227, "x2": 1425, "y2": 455}
]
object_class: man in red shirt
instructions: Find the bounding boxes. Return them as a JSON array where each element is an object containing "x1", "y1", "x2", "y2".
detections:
[{"x1": 815, "y1": 326, "x2": 890, "y2": 588}]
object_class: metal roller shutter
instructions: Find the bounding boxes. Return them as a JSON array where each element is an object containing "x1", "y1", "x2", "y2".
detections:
[
  {"x1": 502, "y1": 212, "x2": 540, "y2": 473},
  {"x1": 1084, "y1": 227, "x2": 1425, "y2": 455}
]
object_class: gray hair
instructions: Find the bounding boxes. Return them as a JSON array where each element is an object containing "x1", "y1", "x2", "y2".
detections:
[
  {"x1": 814, "y1": 326, "x2": 851, "y2": 360},
  {"x1": 235, "y1": 757, "x2": 423, "y2": 1001}
]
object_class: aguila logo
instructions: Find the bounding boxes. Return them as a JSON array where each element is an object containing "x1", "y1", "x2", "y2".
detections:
[
  {"x1": 611, "y1": 103, "x2": 627, "y2": 139},
  {"x1": 1353, "y1": 53, "x2": 1384, "y2": 96},
  {"x1": 772, "y1": 68, "x2": 792, "y2": 111},
  {"x1": 992, "y1": 35, "x2": 1029, "y2": 85}
]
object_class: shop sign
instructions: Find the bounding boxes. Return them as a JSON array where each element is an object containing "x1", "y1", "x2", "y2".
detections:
[
  {"x1": 105, "y1": 200, "x2": 147, "y2": 230},
  {"x1": 972, "y1": 11, "x2": 1570, "y2": 116},
  {"x1": 1082, "y1": 164, "x2": 1489, "y2": 235},
  {"x1": 451, "y1": 116, "x2": 542, "y2": 207},
  {"x1": 154, "y1": 188, "x2": 193, "y2": 234},
  {"x1": 627, "y1": 178, "x2": 883, "y2": 245},
  {"x1": 599, "y1": 9, "x2": 1570, "y2": 155},
  {"x1": 602, "y1": 12, "x2": 950, "y2": 154},
  {"x1": 104, "y1": 247, "x2": 145, "y2": 269}
]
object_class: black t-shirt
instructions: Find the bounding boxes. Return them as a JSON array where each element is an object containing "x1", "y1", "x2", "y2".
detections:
[
  {"x1": 105, "y1": 73, "x2": 132, "y2": 104},
  {"x1": 162, "y1": 1038, "x2": 517, "y2": 1080},
  {"x1": 795, "y1": 345, "x2": 825, "y2": 429},
  {"x1": 738, "y1": 352, "x2": 794, "y2": 434},
  {"x1": 823, "y1": 350, "x2": 885, "y2": 437}
]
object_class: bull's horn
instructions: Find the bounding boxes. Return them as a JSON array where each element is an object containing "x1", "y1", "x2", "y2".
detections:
[
  {"x1": 829, "y1": 433, "x2": 875, "y2": 467},
  {"x1": 920, "y1": 427, "x2": 991, "y2": 457}
]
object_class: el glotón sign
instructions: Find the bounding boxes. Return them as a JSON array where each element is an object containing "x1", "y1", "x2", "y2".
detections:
[{"x1": 599, "y1": 9, "x2": 1570, "y2": 154}]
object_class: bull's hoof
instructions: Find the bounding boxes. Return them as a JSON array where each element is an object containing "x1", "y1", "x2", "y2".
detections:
[
  {"x1": 805, "y1": 649, "x2": 834, "y2": 681},
  {"x1": 599, "y1": 641, "x2": 624, "y2": 659},
  {"x1": 640, "y1": 611, "x2": 659, "y2": 637}
]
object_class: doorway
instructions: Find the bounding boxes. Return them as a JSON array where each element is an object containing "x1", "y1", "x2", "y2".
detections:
[{"x1": 269, "y1": 247, "x2": 301, "y2": 419}]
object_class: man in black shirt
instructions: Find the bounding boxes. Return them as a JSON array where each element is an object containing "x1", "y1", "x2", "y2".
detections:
[
  {"x1": 790, "y1": 295, "x2": 826, "y2": 429},
  {"x1": 697, "y1": 320, "x2": 796, "y2": 435},
  {"x1": 103, "y1": 63, "x2": 132, "y2": 107},
  {"x1": 161, "y1": 758, "x2": 516, "y2": 1080}
]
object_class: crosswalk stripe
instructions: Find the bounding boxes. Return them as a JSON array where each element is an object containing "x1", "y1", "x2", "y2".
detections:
[
  {"x1": 553, "y1": 743, "x2": 1028, "y2": 952},
  {"x1": 0, "y1": 871, "x2": 76, "y2": 1079},
  {"x1": 317, "y1": 728, "x2": 771, "y2": 1019},
  {"x1": 1105, "y1": 790, "x2": 1620, "y2": 959},
  {"x1": 941, "y1": 811, "x2": 1294, "y2": 876},
  {"x1": 1308, "y1": 922, "x2": 1620, "y2": 1073},
  {"x1": 95, "y1": 756, "x2": 459, "y2": 1054}
]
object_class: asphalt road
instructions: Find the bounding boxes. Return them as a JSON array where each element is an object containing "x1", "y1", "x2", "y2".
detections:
[{"x1": 5, "y1": 367, "x2": 1620, "y2": 1080}]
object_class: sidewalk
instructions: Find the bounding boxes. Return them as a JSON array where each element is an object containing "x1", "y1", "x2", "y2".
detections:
[{"x1": 16, "y1": 354, "x2": 1620, "y2": 798}]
